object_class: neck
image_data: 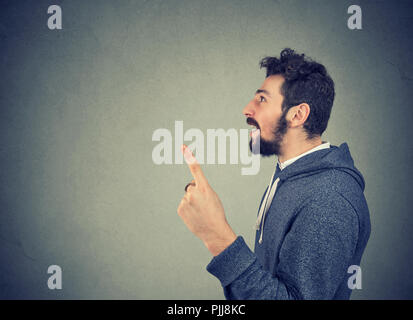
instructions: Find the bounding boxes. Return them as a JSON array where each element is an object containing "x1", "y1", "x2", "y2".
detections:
[{"x1": 278, "y1": 134, "x2": 323, "y2": 163}]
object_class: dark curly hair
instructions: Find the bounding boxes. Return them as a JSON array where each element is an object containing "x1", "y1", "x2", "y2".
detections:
[{"x1": 259, "y1": 48, "x2": 335, "y2": 140}]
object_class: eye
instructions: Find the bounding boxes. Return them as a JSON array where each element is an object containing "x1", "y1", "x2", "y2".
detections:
[{"x1": 259, "y1": 96, "x2": 266, "y2": 103}]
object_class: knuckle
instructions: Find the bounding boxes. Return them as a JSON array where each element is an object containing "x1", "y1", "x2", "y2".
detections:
[
  {"x1": 183, "y1": 193, "x2": 190, "y2": 202},
  {"x1": 177, "y1": 198, "x2": 186, "y2": 213},
  {"x1": 199, "y1": 184, "x2": 209, "y2": 193},
  {"x1": 177, "y1": 205, "x2": 185, "y2": 217}
]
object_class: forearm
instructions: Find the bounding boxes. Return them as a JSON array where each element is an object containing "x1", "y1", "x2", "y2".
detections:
[{"x1": 206, "y1": 236, "x2": 296, "y2": 300}]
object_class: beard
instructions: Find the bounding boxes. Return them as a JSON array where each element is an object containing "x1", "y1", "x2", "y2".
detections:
[{"x1": 248, "y1": 110, "x2": 289, "y2": 157}]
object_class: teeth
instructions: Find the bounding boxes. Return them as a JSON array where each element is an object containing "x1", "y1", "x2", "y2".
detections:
[{"x1": 251, "y1": 128, "x2": 260, "y2": 140}]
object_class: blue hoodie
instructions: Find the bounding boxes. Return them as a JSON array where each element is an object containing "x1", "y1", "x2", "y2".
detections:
[{"x1": 206, "y1": 142, "x2": 371, "y2": 300}]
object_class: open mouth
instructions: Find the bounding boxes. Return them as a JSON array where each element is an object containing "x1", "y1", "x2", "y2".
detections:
[{"x1": 246, "y1": 118, "x2": 260, "y2": 137}]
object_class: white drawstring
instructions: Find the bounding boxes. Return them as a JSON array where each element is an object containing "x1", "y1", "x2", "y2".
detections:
[
  {"x1": 258, "y1": 177, "x2": 280, "y2": 244},
  {"x1": 255, "y1": 164, "x2": 281, "y2": 244},
  {"x1": 255, "y1": 169, "x2": 276, "y2": 230}
]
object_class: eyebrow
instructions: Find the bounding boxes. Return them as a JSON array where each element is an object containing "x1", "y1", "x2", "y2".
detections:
[{"x1": 255, "y1": 89, "x2": 272, "y2": 97}]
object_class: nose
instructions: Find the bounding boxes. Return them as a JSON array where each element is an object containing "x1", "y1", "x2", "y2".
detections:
[{"x1": 242, "y1": 99, "x2": 255, "y2": 118}]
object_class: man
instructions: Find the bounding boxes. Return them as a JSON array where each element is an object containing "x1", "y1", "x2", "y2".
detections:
[{"x1": 177, "y1": 48, "x2": 371, "y2": 300}]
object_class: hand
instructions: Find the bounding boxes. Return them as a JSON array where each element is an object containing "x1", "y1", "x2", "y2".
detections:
[{"x1": 177, "y1": 144, "x2": 237, "y2": 256}]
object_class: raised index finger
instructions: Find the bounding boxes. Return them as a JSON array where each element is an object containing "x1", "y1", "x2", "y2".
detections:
[{"x1": 181, "y1": 144, "x2": 208, "y2": 187}]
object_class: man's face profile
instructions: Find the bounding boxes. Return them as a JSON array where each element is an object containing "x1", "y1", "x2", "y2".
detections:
[{"x1": 243, "y1": 74, "x2": 290, "y2": 157}]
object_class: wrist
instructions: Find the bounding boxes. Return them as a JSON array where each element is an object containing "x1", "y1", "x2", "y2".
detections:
[{"x1": 204, "y1": 230, "x2": 237, "y2": 256}]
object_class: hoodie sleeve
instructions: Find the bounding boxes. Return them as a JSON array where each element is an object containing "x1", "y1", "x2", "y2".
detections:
[{"x1": 206, "y1": 191, "x2": 359, "y2": 300}]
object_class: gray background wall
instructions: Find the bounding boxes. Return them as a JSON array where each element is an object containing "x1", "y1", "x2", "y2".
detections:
[{"x1": 1, "y1": 0, "x2": 412, "y2": 299}]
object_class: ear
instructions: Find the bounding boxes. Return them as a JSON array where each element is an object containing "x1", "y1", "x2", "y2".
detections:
[{"x1": 287, "y1": 103, "x2": 310, "y2": 128}]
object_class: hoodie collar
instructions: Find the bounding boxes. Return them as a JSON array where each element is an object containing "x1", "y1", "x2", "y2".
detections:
[
  {"x1": 276, "y1": 142, "x2": 365, "y2": 191},
  {"x1": 278, "y1": 141, "x2": 331, "y2": 170}
]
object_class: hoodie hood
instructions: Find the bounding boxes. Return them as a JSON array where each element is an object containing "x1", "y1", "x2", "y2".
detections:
[{"x1": 277, "y1": 142, "x2": 365, "y2": 191}]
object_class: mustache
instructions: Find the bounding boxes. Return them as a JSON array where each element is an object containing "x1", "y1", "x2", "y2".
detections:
[{"x1": 246, "y1": 117, "x2": 260, "y2": 130}]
